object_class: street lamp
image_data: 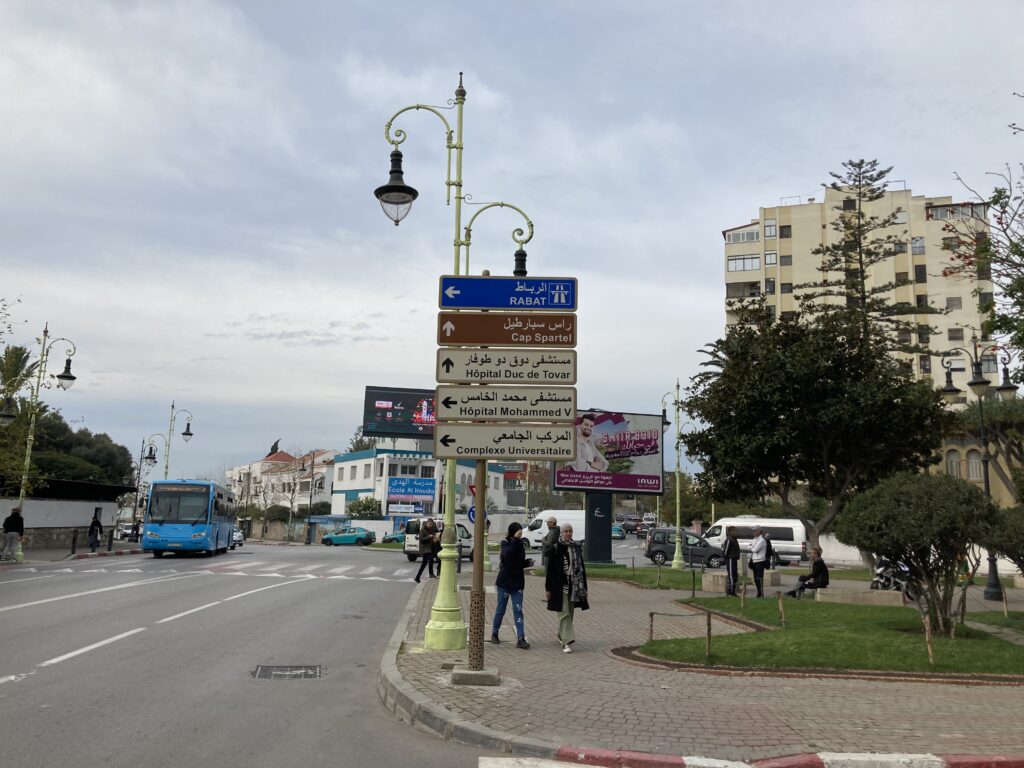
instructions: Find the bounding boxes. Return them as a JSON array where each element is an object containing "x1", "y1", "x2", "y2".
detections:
[
  {"x1": 144, "y1": 401, "x2": 194, "y2": 480},
  {"x1": 13, "y1": 324, "x2": 78, "y2": 507},
  {"x1": 661, "y1": 380, "x2": 686, "y2": 569},
  {"x1": 940, "y1": 333, "x2": 1017, "y2": 601},
  {"x1": 376, "y1": 73, "x2": 535, "y2": 656},
  {"x1": 301, "y1": 455, "x2": 326, "y2": 546}
]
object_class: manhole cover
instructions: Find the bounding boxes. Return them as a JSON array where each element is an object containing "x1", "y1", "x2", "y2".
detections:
[{"x1": 252, "y1": 665, "x2": 322, "y2": 680}]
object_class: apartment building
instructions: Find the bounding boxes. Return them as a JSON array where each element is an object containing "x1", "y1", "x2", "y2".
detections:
[{"x1": 722, "y1": 184, "x2": 993, "y2": 397}]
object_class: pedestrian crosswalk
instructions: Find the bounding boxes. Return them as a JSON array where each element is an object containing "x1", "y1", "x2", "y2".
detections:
[{"x1": 10, "y1": 561, "x2": 420, "y2": 583}]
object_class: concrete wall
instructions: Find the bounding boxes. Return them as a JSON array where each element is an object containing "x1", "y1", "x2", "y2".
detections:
[{"x1": 1, "y1": 497, "x2": 120, "y2": 549}]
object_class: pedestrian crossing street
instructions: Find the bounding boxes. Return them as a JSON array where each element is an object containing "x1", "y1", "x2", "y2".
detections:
[{"x1": 16, "y1": 562, "x2": 419, "y2": 582}]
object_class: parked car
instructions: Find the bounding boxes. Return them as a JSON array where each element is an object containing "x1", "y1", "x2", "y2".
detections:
[
  {"x1": 703, "y1": 516, "x2": 808, "y2": 565},
  {"x1": 644, "y1": 527, "x2": 724, "y2": 568},
  {"x1": 403, "y1": 517, "x2": 474, "y2": 561},
  {"x1": 611, "y1": 524, "x2": 625, "y2": 540},
  {"x1": 382, "y1": 528, "x2": 405, "y2": 544},
  {"x1": 232, "y1": 527, "x2": 244, "y2": 547},
  {"x1": 116, "y1": 522, "x2": 134, "y2": 540},
  {"x1": 321, "y1": 527, "x2": 376, "y2": 546}
]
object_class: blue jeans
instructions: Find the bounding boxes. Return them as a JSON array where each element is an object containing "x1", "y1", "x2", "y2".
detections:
[{"x1": 491, "y1": 586, "x2": 525, "y2": 640}]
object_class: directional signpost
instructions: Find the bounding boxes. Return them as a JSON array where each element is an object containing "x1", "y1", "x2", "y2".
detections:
[
  {"x1": 436, "y1": 385, "x2": 577, "y2": 422},
  {"x1": 439, "y1": 275, "x2": 577, "y2": 311},
  {"x1": 437, "y1": 312, "x2": 576, "y2": 347},
  {"x1": 434, "y1": 424, "x2": 576, "y2": 460},
  {"x1": 436, "y1": 349, "x2": 577, "y2": 384}
]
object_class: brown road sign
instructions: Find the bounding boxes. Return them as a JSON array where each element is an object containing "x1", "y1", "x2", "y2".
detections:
[{"x1": 437, "y1": 312, "x2": 576, "y2": 348}]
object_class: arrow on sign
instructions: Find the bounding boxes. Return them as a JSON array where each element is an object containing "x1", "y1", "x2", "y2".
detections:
[
  {"x1": 441, "y1": 357, "x2": 455, "y2": 373},
  {"x1": 442, "y1": 320, "x2": 456, "y2": 337},
  {"x1": 440, "y1": 434, "x2": 456, "y2": 447},
  {"x1": 444, "y1": 286, "x2": 461, "y2": 299},
  {"x1": 441, "y1": 396, "x2": 458, "y2": 408}
]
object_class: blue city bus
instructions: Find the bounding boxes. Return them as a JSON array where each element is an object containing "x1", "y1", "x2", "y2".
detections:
[{"x1": 143, "y1": 480, "x2": 237, "y2": 557}]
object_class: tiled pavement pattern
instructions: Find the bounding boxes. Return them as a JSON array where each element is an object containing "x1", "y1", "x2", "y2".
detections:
[{"x1": 391, "y1": 573, "x2": 1024, "y2": 762}]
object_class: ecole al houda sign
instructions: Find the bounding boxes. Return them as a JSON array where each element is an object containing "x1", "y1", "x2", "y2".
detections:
[{"x1": 433, "y1": 275, "x2": 579, "y2": 461}]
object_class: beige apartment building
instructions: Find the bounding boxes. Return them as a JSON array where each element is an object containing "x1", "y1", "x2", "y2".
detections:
[{"x1": 722, "y1": 185, "x2": 1017, "y2": 507}]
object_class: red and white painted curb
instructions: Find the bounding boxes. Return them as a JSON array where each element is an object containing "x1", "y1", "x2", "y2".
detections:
[
  {"x1": 547, "y1": 751, "x2": 1024, "y2": 768},
  {"x1": 73, "y1": 549, "x2": 143, "y2": 559}
]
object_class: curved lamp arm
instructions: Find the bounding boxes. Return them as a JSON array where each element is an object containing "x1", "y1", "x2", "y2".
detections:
[
  {"x1": 462, "y1": 201, "x2": 534, "y2": 273},
  {"x1": 384, "y1": 104, "x2": 457, "y2": 205}
]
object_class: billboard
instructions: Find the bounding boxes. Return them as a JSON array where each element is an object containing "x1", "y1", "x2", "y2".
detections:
[
  {"x1": 362, "y1": 386, "x2": 436, "y2": 439},
  {"x1": 387, "y1": 477, "x2": 436, "y2": 501},
  {"x1": 552, "y1": 410, "x2": 664, "y2": 495}
]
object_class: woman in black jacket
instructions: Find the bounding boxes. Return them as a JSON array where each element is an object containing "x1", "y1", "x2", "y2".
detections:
[
  {"x1": 490, "y1": 522, "x2": 532, "y2": 649},
  {"x1": 544, "y1": 523, "x2": 589, "y2": 653},
  {"x1": 722, "y1": 526, "x2": 741, "y2": 596}
]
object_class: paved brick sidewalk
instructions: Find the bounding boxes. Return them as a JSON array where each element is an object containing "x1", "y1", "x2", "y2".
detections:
[{"x1": 384, "y1": 572, "x2": 1024, "y2": 761}]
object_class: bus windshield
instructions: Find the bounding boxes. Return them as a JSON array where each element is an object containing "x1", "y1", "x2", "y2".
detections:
[{"x1": 149, "y1": 488, "x2": 211, "y2": 524}]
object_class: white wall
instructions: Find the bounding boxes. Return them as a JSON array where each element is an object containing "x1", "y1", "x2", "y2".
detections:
[{"x1": 0, "y1": 497, "x2": 118, "y2": 528}]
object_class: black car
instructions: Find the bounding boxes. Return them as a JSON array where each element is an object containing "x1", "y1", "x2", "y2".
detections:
[
  {"x1": 644, "y1": 527, "x2": 724, "y2": 568},
  {"x1": 621, "y1": 516, "x2": 641, "y2": 533}
]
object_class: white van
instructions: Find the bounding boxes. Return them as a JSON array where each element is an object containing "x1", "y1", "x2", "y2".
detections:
[
  {"x1": 402, "y1": 516, "x2": 475, "y2": 562},
  {"x1": 703, "y1": 516, "x2": 808, "y2": 565},
  {"x1": 522, "y1": 509, "x2": 586, "y2": 549}
]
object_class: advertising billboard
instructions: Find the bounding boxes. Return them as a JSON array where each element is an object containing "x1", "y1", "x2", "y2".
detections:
[
  {"x1": 362, "y1": 386, "x2": 436, "y2": 439},
  {"x1": 552, "y1": 410, "x2": 664, "y2": 495}
]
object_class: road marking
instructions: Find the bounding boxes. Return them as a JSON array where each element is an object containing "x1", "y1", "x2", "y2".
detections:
[
  {"x1": 256, "y1": 563, "x2": 291, "y2": 571},
  {"x1": 221, "y1": 561, "x2": 265, "y2": 570},
  {"x1": 327, "y1": 565, "x2": 354, "y2": 574},
  {"x1": 358, "y1": 566, "x2": 382, "y2": 575},
  {"x1": 157, "y1": 601, "x2": 222, "y2": 624},
  {"x1": 115, "y1": 569, "x2": 143, "y2": 573},
  {"x1": 38, "y1": 628, "x2": 147, "y2": 667},
  {"x1": 392, "y1": 568, "x2": 413, "y2": 576},
  {"x1": 222, "y1": 579, "x2": 311, "y2": 601},
  {"x1": 291, "y1": 564, "x2": 324, "y2": 572},
  {"x1": 0, "y1": 573, "x2": 200, "y2": 614},
  {"x1": 0, "y1": 575, "x2": 57, "y2": 585},
  {"x1": 326, "y1": 574, "x2": 352, "y2": 580},
  {"x1": 0, "y1": 671, "x2": 36, "y2": 685}
]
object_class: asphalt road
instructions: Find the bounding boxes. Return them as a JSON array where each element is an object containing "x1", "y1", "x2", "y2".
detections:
[{"x1": 0, "y1": 544, "x2": 500, "y2": 768}]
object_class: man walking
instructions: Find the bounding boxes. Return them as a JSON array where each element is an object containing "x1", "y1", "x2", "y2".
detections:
[
  {"x1": 545, "y1": 523, "x2": 589, "y2": 653},
  {"x1": 747, "y1": 524, "x2": 768, "y2": 598},
  {"x1": 2, "y1": 507, "x2": 24, "y2": 562},
  {"x1": 541, "y1": 515, "x2": 558, "y2": 568},
  {"x1": 88, "y1": 511, "x2": 103, "y2": 553}
]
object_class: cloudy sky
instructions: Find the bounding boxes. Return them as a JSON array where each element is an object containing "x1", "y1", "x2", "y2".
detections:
[{"x1": 3, "y1": 0, "x2": 1023, "y2": 480}]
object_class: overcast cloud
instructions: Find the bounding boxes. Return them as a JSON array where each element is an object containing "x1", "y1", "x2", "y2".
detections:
[{"x1": 3, "y1": 0, "x2": 1022, "y2": 479}]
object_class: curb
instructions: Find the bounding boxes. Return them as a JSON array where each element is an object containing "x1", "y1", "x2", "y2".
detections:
[{"x1": 377, "y1": 587, "x2": 1024, "y2": 766}]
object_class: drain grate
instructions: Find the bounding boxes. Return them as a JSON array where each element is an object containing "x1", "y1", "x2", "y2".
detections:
[{"x1": 252, "y1": 665, "x2": 322, "y2": 680}]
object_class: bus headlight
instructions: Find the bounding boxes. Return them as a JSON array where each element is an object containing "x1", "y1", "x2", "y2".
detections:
[
  {"x1": 146, "y1": 531, "x2": 159, "y2": 538},
  {"x1": 192, "y1": 532, "x2": 205, "y2": 539}
]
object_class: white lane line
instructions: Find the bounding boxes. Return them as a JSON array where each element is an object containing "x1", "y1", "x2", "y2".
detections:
[
  {"x1": 291, "y1": 565, "x2": 324, "y2": 572},
  {"x1": 0, "y1": 573, "x2": 201, "y2": 613},
  {"x1": 156, "y1": 601, "x2": 223, "y2": 624},
  {"x1": 38, "y1": 628, "x2": 147, "y2": 667},
  {"x1": 222, "y1": 579, "x2": 311, "y2": 601},
  {"x1": 221, "y1": 561, "x2": 265, "y2": 570},
  {"x1": 327, "y1": 565, "x2": 354, "y2": 574},
  {"x1": 392, "y1": 568, "x2": 413, "y2": 576},
  {"x1": 357, "y1": 566, "x2": 382, "y2": 575},
  {"x1": 0, "y1": 575, "x2": 57, "y2": 585},
  {"x1": 256, "y1": 563, "x2": 291, "y2": 571}
]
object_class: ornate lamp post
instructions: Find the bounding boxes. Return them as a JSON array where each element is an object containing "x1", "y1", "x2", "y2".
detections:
[
  {"x1": 143, "y1": 401, "x2": 194, "y2": 480},
  {"x1": 15, "y1": 324, "x2": 78, "y2": 506},
  {"x1": 375, "y1": 73, "x2": 534, "y2": 656},
  {"x1": 661, "y1": 380, "x2": 686, "y2": 569},
  {"x1": 940, "y1": 333, "x2": 1017, "y2": 601},
  {"x1": 300, "y1": 454, "x2": 326, "y2": 546}
]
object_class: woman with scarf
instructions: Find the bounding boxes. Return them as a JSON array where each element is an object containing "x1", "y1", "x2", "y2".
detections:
[
  {"x1": 490, "y1": 521, "x2": 532, "y2": 649},
  {"x1": 544, "y1": 523, "x2": 589, "y2": 653}
]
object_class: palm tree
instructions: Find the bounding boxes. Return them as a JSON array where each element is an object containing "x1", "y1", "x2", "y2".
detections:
[{"x1": 0, "y1": 345, "x2": 36, "y2": 400}]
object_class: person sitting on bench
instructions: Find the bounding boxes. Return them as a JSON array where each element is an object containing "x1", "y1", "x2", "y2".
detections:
[{"x1": 786, "y1": 546, "x2": 829, "y2": 598}]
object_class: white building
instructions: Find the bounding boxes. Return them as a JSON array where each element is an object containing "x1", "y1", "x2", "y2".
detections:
[{"x1": 225, "y1": 448, "x2": 336, "y2": 513}]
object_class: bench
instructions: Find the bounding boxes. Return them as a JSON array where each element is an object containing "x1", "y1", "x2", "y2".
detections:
[
  {"x1": 703, "y1": 570, "x2": 781, "y2": 593},
  {"x1": 814, "y1": 587, "x2": 906, "y2": 607}
]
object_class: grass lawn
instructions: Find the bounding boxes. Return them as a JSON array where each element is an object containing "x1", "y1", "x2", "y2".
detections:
[
  {"x1": 966, "y1": 610, "x2": 1024, "y2": 632},
  {"x1": 532, "y1": 564, "x2": 707, "y2": 591},
  {"x1": 640, "y1": 596, "x2": 1024, "y2": 675}
]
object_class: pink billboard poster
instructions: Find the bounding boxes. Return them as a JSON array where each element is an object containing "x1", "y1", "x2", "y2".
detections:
[{"x1": 553, "y1": 411, "x2": 663, "y2": 494}]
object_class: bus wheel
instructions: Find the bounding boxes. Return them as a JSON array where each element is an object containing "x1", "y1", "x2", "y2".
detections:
[{"x1": 152, "y1": 551, "x2": 163, "y2": 558}]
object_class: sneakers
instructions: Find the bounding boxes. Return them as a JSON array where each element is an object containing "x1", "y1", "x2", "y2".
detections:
[
  {"x1": 490, "y1": 634, "x2": 500, "y2": 644},
  {"x1": 516, "y1": 637, "x2": 530, "y2": 650},
  {"x1": 562, "y1": 643, "x2": 573, "y2": 654}
]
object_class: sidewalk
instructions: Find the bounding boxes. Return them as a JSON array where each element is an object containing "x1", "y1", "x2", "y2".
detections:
[{"x1": 378, "y1": 571, "x2": 1024, "y2": 766}]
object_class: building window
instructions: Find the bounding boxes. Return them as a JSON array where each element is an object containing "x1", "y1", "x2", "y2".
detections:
[
  {"x1": 893, "y1": 209, "x2": 908, "y2": 224},
  {"x1": 727, "y1": 255, "x2": 760, "y2": 272},
  {"x1": 979, "y1": 292, "x2": 994, "y2": 310},
  {"x1": 780, "y1": 311, "x2": 798, "y2": 320},
  {"x1": 981, "y1": 355, "x2": 998, "y2": 374},
  {"x1": 892, "y1": 241, "x2": 907, "y2": 254},
  {"x1": 895, "y1": 271, "x2": 910, "y2": 286},
  {"x1": 493, "y1": 476, "x2": 500, "y2": 490},
  {"x1": 726, "y1": 282, "x2": 760, "y2": 299},
  {"x1": 917, "y1": 325, "x2": 930, "y2": 345},
  {"x1": 764, "y1": 251, "x2": 777, "y2": 266},
  {"x1": 377, "y1": 461, "x2": 384, "y2": 477},
  {"x1": 946, "y1": 296, "x2": 962, "y2": 311},
  {"x1": 977, "y1": 261, "x2": 992, "y2": 281},
  {"x1": 928, "y1": 204, "x2": 987, "y2": 220},
  {"x1": 914, "y1": 264, "x2": 927, "y2": 283},
  {"x1": 363, "y1": 463, "x2": 371, "y2": 479},
  {"x1": 842, "y1": 198, "x2": 857, "y2": 211},
  {"x1": 948, "y1": 328, "x2": 964, "y2": 342},
  {"x1": 764, "y1": 219, "x2": 777, "y2": 238},
  {"x1": 388, "y1": 464, "x2": 398, "y2": 477},
  {"x1": 420, "y1": 465, "x2": 433, "y2": 478},
  {"x1": 966, "y1": 449, "x2": 983, "y2": 481},
  {"x1": 725, "y1": 229, "x2": 760, "y2": 243},
  {"x1": 780, "y1": 283, "x2": 793, "y2": 294},
  {"x1": 350, "y1": 466, "x2": 357, "y2": 480},
  {"x1": 897, "y1": 329, "x2": 912, "y2": 344},
  {"x1": 764, "y1": 278, "x2": 776, "y2": 295},
  {"x1": 919, "y1": 355, "x2": 931, "y2": 374},
  {"x1": 779, "y1": 225, "x2": 792, "y2": 239},
  {"x1": 915, "y1": 294, "x2": 928, "y2": 309},
  {"x1": 780, "y1": 254, "x2": 793, "y2": 266},
  {"x1": 401, "y1": 464, "x2": 417, "y2": 476},
  {"x1": 911, "y1": 237, "x2": 925, "y2": 255},
  {"x1": 942, "y1": 236, "x2": 959, "y2": 252},
  {"x1": 337, "y1": 468, "x2": 344, "y2": 482},
  {"x1": 945, "y1": 450, "x2": 961, "y2": 478}
]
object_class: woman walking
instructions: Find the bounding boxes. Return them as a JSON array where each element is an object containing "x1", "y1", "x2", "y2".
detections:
[
  {"x1": 544, "y1": 523, "x2": 589, "y2": 653},
  {"x1": 723, "y1": 525, "x2": 740, "y2": 596},
  {"x1": 414, "y1": 518, "x2": 438, "y2": 583},
  {"x1": 490, "y1": 521, "x2": 532, "y2": 649}
]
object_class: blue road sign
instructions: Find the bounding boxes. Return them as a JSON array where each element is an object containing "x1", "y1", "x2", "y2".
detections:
[{"x1": 439, "y1": 275, "x2": 577, "y2": 312}]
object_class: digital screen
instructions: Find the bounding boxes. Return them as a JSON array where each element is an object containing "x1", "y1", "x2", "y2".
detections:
[{"x1": 362, "y1": 386, "x2": 437, "y2": 439}]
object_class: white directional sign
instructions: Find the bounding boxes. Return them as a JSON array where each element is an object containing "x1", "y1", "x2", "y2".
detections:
[
  {"x1": 436, "y1": 385, "x2": 577, "y2": 423},
  {"x1": 436, "y1": 349, "x2": 577, "y2": 384},
  {"x1": 433, "y1": 424, "x2": 576, "y2": 460}
]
